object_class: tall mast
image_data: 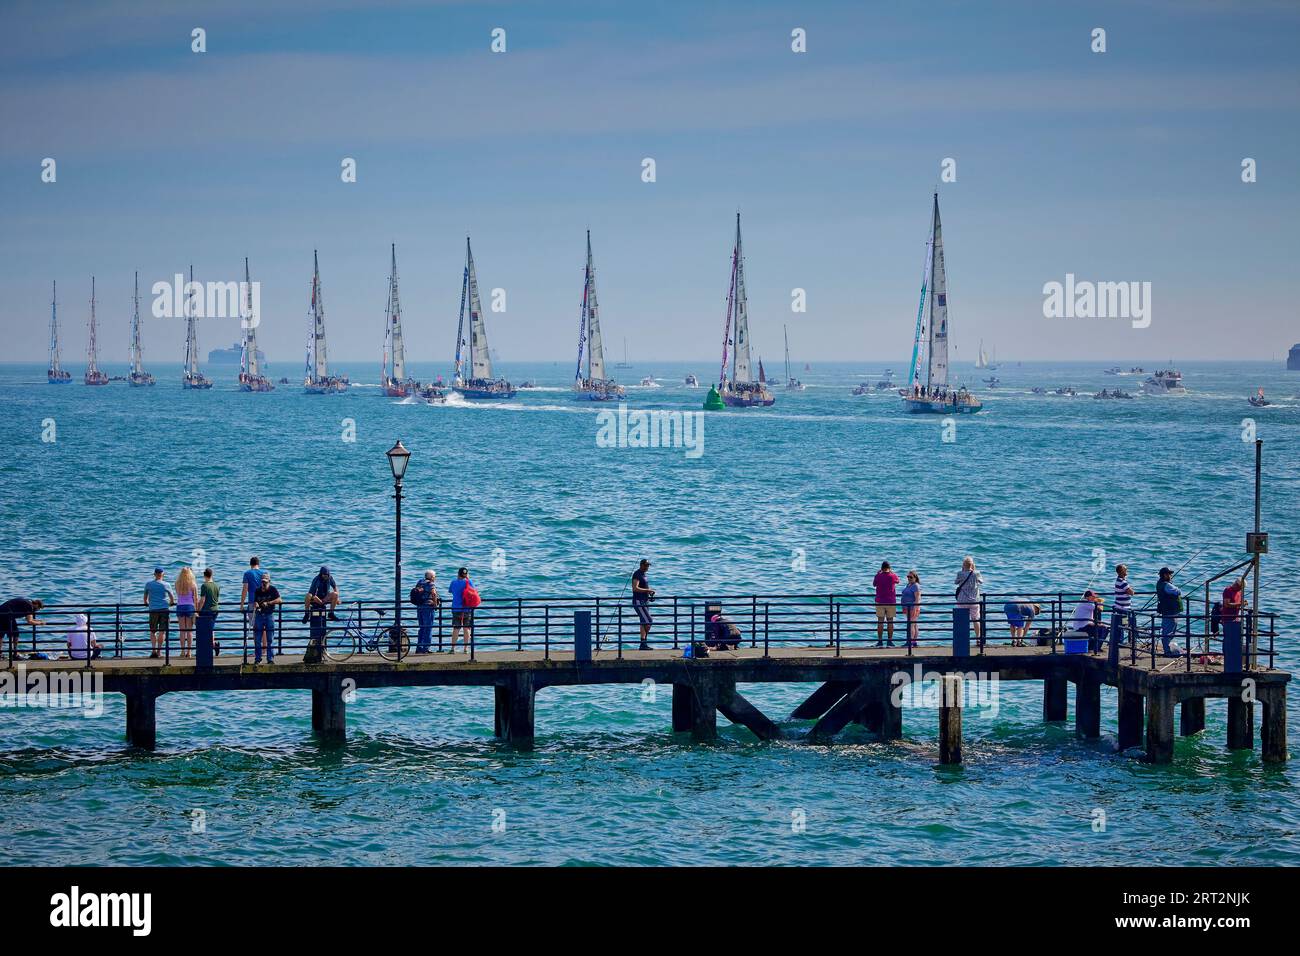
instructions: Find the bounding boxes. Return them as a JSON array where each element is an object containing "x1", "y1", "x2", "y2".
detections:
[
  {"x1": 586, "y1": 231, "x2": 606, "y2": 382},
  {"x1": 310, "y1": 250, "x2": 329, "y2": 381},
  {"x1": 242, "y1": 257, "x2": 260, "y2": 377},
  {"x1": 87, "y1": 277, "x2": 98, "y2": 375},
  {"x1": 453, "y1": 239, "x2": 469, "y2": 385},
  {"x1": 466, "y1": 239, "x2": 492, "y2": 380},
  {"x1": 130, "y1": 271, "x2": 143, "y2": 376},
  {"x1": 574, "y1": 237, "x2": 589, "y2": 383},
  {"x1": 731, "y1": 213, "x2": 752, "y2": 384},
  {"x1": 185, "y1": 264, "x2": 199, "y2": 378},
  {"x1": 784, "y1": 324, "x2": 791, "y2": 383},
  {"x1": 49, "y1": 281, "x2": 61, "y2": 374},
  {"x1": 719, "y1": 220, "x2": 739, "y2": 387},
  {"x1": 906, "y1": 219, "x2": 933, "y2": 392},
  {"x1": 387, "y1": 243, "x2": 405, "y2": 383}
]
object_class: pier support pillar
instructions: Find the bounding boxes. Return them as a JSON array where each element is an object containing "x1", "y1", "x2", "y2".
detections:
[
  {"x1": 879, "y1": 676, "x2": 903, "y2": 741},
  {"x1": 1260, "y1": 686, "x2": 1288, "y2": 763},
  {"x1": 496, "y1": 673, "x2": 535, "y2": 747},
  {"x1": 125, "y1": 690, "x2": 157, "y2": 751},
  {"x1": 1180, "y1": 697, "x2": 1206, "y2": 737},
  {"x1": 1145, "y1": 688, "x2": 1175, "y2": 764},
  {"x1": 1227, "y1": 695, "x2": 1254, "y2": 751},
  {"x1": 716, "y1": 682, "x2": 782, "y2": 741},
  {"x1": 790, "y1": 681, "x2": 852, "y2": 721},
  {"x1": 939, "y1": 675, "x2": 963, "y2": 765},
  {"x1": 1117, "y1": 687, "x2": 1144, "y2": 751},
  {"x1": 1075, "y1": 676, "x2": 1101, "y2": 739},
  {"x1": 311, "y1": 676, "x2": 346, "y2": 739},
  {"x1": 494, "y1": 685, "x2": 509, "y2": 737},
  {"x1": 810, "y1": 679, "x2": 877, "y2": 741},
  {"x1": 1043, "y1": 673, "x2": 1068, "y2": 722},
  {"x1": 687, "y1": 676, "x2": 718, "y2": 742},
  {"x1": 671, "y1": 683, "x2": 694, "y2": 733}
]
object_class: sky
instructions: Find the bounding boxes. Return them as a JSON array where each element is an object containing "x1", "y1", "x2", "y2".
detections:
[{"x1": 1, "y1": 0, "x2": 1298, "y2": 367}]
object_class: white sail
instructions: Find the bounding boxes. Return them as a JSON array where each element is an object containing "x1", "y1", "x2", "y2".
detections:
[
  {"x1": 927, "y1": 193, "x2": 949, "y2": 390},
  {"x1": 731, "y1": 213, "x2": 753, "y2": 384},
  {"x1": 86, "y1": 277, "x2": 99, "y2": 376},
  {"x1": 242, "y1": 258, "x2": 261, "y2": 377},
  {"x1": 184, "y1": 265, "x2": 200, "y2": 378},
  {"x1": 975, "y1": 339, "x2": 988, "y2": 369},
  {"x1": 129, "y1": 271, "x2": 144, "y2": 377},
  {"x1": 466, "y1": 240, "x2": 493, "y2": 380},
  {"x1": 387, "y1": 243, "x2": 405, "y2": 382},
  {"x1": 310, "y1": 250, "x2": 329, "y2": 381},
  {"x1": 586, "y1": 232, "x2": 606, "y2": 381}
]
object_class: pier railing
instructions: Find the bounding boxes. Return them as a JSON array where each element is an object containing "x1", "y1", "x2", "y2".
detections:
[{"x1": 4, "y1": 590, "x2": 1277, "y2": 673}]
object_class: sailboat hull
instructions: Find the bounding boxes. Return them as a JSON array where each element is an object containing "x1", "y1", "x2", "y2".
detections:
[
  {"x1": 305, "y1": 382, "x2": 349, "y2": 395},
  {"x1": 47, "y1": 374, "x2": 71, "y2": 384},
  {"x1": 902, "y1": 397, "x2": 982, "y2": 414},
  {"x1": 722, "y1": 386, "x2": 775, "y2": 407},
  {"x1": 182, "y1": 379, "x2": 214, "y2": 390},
  {"x1": 239, "y1": 379, "x2": 274, "y2": 393},
  {"x1": 458, "y1": 379, "x2": 516, "y2": 399}
]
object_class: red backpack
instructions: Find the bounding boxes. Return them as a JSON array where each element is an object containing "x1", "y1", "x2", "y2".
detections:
[{"x1": 462, "y1": 583, "x2": 482, "y2": 609}]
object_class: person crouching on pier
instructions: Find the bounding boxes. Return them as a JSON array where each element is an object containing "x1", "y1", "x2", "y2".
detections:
[
  {"x1": 448, "y1": 567, "x2": 475, "y2": 654},
  {"x1": 253, "y1": 572, "x2": 282, "y2": 664},
  {"x1": 143, "y1": 567, "x2": 175, "y2": 659},
  {"x1": 65, "y1": 613, "x2": 101, "y2": 660},
  {"x1": 0, "y1": 597, "x2": 44, "y2": 659},
  {"x1": 306, "y1": 566, "x2": 340, "y2": 621},
  {"x1": 1003, "y1": 600, "x2": 1040, "y2": 646}
]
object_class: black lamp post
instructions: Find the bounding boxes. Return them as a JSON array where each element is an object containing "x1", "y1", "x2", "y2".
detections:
[{"x1": 386, "y1": 440, "x2": 411, "y2": 658}]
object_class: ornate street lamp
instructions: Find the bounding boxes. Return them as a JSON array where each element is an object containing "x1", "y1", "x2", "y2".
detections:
[{"x1": 386, "y1": 440, "x2": 410, "y2": 658}]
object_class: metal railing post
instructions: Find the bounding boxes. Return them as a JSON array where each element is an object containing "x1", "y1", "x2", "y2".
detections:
[
  {"x1": 763, "y1": 603, "x2": 770, "y2": 659},
  {"x1": 516, "y1": 599, "x2": 523, "y2": 652},
  {"x1": 544, "y1": 605, "x2": 550, "y2": 660}
]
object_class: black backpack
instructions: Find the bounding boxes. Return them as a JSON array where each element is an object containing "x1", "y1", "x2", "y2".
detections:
[{"x1": 408, "y1": 585, "x2": 425, "y2": 607}]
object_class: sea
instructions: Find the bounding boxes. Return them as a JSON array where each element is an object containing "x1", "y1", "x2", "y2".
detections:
[{"x1": 1, "y1": 359, "x2": 1297, "y2": 865}]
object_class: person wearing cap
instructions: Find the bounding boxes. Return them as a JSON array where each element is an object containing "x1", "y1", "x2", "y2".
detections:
[
  {"x1": 252, "y1": 571, "x2": 282, "y2": 664},
  {"x1": 1156, "y1": 567, "x2": 1184, "y2": 656},
  {"x1": 240, "y1": 557, "x2": 265, "y2": 631},
  {"x1": 1070, "y1": 590, "x2": 1108, "y2": 652},
  {"x1": 142, "y1": 567, "x2": 175, "y2": 659},
  {"x1": 448, "y1": 567, "x2": 475, "y2": 653},
  {"x1": 631, "y1": 559, "x2": 655, "y2": 651},
  {"x1": 414, "y1": 569, "x2": 439, "y2": 654}
]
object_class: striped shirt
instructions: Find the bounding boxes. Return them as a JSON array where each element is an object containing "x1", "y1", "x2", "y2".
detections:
[{"x1": 1114, "y1": 576, "x2": 1133, "y2": 612}]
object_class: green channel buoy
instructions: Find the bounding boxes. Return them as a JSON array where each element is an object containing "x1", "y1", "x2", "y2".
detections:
[{"x1": 703, "y1": 385, "x2": 724, "y2": 411}]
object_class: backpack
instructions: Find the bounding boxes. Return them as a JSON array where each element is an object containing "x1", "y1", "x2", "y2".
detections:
[
  {"x1": 462, "y1": 583, "x2": 482, "y2": 609},
  {"x1": 408, "y1": 585, "x2": 425, "y2": 607}
]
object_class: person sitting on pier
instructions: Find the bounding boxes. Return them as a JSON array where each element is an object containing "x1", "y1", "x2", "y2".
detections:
[
  {"x1": 1070, "y1": 591, "x2": 1109, "y2": 652},
  {"x1": 307, "y1": 566, "x2": 340, "y2": 622},
  {"x1": 1155, "y1": 567, "x2": 1184, "y2": 657},
  {"x1": 1003, "y1": 600, "x2": 1041, "y2": 646},
  {"x1": 65, "y1": 613, "x2": 102, "y2": 660},
  {"x1": 955, "y1": 557, "x2": 984, "y2": 640},
  {"x1": 143, "y1": 567, "x2": 175, "y2": 660},
  {"x1": 872, "y1": 561, "x2": 900, "y2": 647},
  {"x1": 252, "y1": 572, "x2": 282, "y2": 665},
  {"x1": 0, "y1": 597, "x2": 45, "y2": 658},
  {"x1": 448, "y1": 567, "x2": 475, "y2": 654}
]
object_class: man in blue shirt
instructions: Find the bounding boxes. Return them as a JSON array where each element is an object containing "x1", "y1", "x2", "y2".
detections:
[
  {"x1": 240, "y1": 557, "x2": 264, "y2": 630},
  {"x1": 142, "y1": 567, "x2": 175, "y2": 659},
  {"x1": 448, "y1": 567, "x2": 474, "y2": 654}
]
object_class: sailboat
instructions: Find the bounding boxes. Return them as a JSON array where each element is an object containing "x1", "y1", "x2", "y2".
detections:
[
  {"x1": 84, "y1": 277, "x2": 109, "y2": 385},
  {"x1": 901, "y1": 192, "x2": 981, "y2": 414},
  {"x1": 304, "y1": 250, "x2": 348, "y2": 394},
  {"x1": 615, "y1": 337, "x2": 632, "y2": 369},
  {"x1": 451, "y1": 237, "x2": 516, "y2": 399},
  {"x1": 711, "y1": 213, "x2": 775, "y2": 409},
  {"x1": 975, "y1": 340, "x2": 988, "y2": 369},
  {"x1": 381, "y1": 244, "x2": 414, "y2": 397},
  {"x1": 783, "y1": 324, "x2": 805, "y2": 390},
  {"x1": 127, "y1": 272, "x2": 156, "y2": 386},
  {"x1": 182, "y1": 265, "x2": 213, "y2": 389},
  {"x1": 573, "y1": 231, "x2": 626, "y2": 401},
  {"x1": 238, "y1": 258, "x2": 274, "y2": 392},
  {"x1": 47, "y1": 282, "x2": 71, "y2": 383}
]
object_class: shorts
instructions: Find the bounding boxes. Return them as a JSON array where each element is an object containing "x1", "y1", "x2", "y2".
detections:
[
  {"x1": 634, "y1": 603, "x2": 653, "y2": 626},
  {"x1": 875, "y1": 605, "x2": 896, "y2": 621},
  {"x1": 452, "y1": 610, "x2": 474, "y2": 628},
  {"x1": 148, "y1": 610, "x2": 170, "y2": 633},
  {"x1": 176, "y1": 608, "x2": 195, "y2": 623},
  {"x1": 958, "y1": 602, "x2": 981, "y2": 621},
  {"x1": 1005, "y1": 612, "x2": 1025, "y2": 628}
]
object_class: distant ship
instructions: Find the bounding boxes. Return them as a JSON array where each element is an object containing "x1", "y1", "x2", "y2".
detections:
[
  {"x1": 47, "y1": 281, "x2": 71, "y2": 383},
  {"x1": 238, "y1": 258, "x2": 274, "y2": 392},
  {"x1": 126, "y1": 271, "x2": 155, "y2": 386},
  {"x1": 181, "y1": 265, "x2": 213, "y2": 389},
  {"x1": 572, "y1": 231, "x2": 625, "y2": 401},
  {"x1": 1288, "y1": 344, "x2": 1300, "y2": 371},
  {"x1": 84, "y1": 277, "x2": 109, "y2": 386},
  {"x1": 210, "y1": 342, "x2": 265, "y2": 365},
  {"x1": 710, "y1": 213, "x2": 774, "y2": 409},
  {"x1": 303, "y1": 250, "x2": 348, "y2": 394},
  {"x1": 901, "y1": 192, "x2": 981, "y2": 414},
  {"x1": 782, "y1": 325, "x2": 805, "y2": 390},
  {"x1": 1142, "y1": 368, "x2": 1187, "y2": 395},
  {"x1": 451, "y1": 237, "x2": 515, "y2": 399}
]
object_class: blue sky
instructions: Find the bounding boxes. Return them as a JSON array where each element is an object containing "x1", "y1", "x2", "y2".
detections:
[{"x1": 1, "y1": 0, "x2": 1297, "y2": 366}]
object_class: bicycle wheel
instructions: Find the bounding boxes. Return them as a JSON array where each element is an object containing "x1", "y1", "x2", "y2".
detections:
[
  {"x1": 322, "y1": 624, "x2": 356, "y2": 662},
  {"x1": 376, "y1": 624, "x2": 410, "y2": 662}
]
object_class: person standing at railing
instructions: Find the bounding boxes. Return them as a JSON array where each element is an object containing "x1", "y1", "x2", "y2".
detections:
[
  {"x1": 197, "y1": 567, "x2": 220, "y2": 658},
  {"x1": 1112, "y1": 564, "x2": 1137, "y2": 650},
  {"x1": 448, "y1": 567, "x2": 476, "y2": 654},
  {"x1": 1155, "y1": 567, "x2": 1184, "y2": 657},
  {"x1": 0, "y1": 597, "x2": 45, "y2": 658},
  {"x1": 413, "y1": 570, "x2": 439, "y2": 654},
  {"x1": 175, "y1": 567, "x2": 199, "y2": 659},
  {"x1": 872, "y1": 561, "x2": 900, "y2": 647},
  {"x1": 239, "y1": 557, "x2": 264, "y2": 633},
  {"x1": 901, "y1": 571, "x2": 921, "y2": 648},
  {"x1": 631, "y1": 559, "x2": 655, "y2": 651},
  {"x1": 955, "y1": 557, "x2": 984, "y2": 641},
  {"x1": 143, "y1": 567, "x2": 175, "y2": 659},
  {"x1": 252, "y1": 572, "x2": 282, "y2": 665}
]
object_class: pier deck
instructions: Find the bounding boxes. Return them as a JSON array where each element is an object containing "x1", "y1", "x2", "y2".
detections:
[{"x1": 5, "y1": 643, "x2": 1287, "y2": 764}]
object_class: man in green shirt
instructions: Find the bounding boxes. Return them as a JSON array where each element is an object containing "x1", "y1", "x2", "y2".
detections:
[{"x1": 197, "y1": 568, "x2": 221, "y2": 659}]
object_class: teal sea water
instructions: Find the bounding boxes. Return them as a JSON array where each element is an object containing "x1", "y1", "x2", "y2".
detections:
[{"x1": 1, "y1": 358, "x2": 1297, "y2": 866}]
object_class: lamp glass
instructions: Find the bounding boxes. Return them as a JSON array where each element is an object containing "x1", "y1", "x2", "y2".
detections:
[{"x1": 386, "y1": 440, "x2": 411, "y2": 480}]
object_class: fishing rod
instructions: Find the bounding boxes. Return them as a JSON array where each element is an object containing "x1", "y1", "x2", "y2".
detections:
[
  {"x1": 1134, "y1": 543, "x2": 1211, "y2": 613},
  {"x1": 594, "y1": 573, "x2": 632, "y2": 651}
]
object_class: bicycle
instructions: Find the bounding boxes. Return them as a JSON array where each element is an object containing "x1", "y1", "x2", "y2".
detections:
[{"x1": 321, "y1": 605, "x2": 410, "y2": 662}]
